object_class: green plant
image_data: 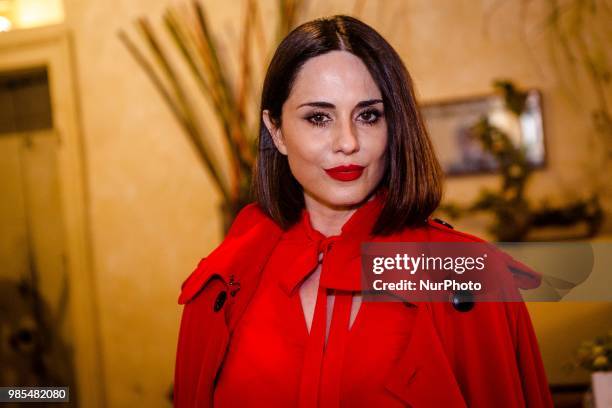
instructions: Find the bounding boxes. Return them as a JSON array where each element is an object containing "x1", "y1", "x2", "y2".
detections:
[
  {"x1": 569, "y1": 329, "x2": 612, "y2": 372},
  {"x1": 439, "y1": 80, "x2": 604, "y2": 241}
]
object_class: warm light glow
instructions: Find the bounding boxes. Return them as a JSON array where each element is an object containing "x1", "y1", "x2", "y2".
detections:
[
  {"x1": 0, "y1": 15, "x2": 11, "y2": 31},
  {"x1": 11, "y1": 0, "x2": 64, "y2": 29}
]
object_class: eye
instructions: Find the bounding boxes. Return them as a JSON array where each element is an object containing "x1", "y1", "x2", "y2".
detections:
[
  {"x1": 305, "y1": 111, "x2": 332, "y2": 127},
  {"x1": 357, "y1": 108, "x2": 383, "y2": 125}
]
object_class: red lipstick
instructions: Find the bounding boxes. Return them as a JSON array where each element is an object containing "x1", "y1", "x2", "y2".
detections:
[{"x1": 324, "y1": 164, "x2": 365, "y2": 181}]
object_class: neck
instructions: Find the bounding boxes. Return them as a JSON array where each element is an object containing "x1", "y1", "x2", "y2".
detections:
[{"x1": 303, "y1": 192, "x2": 375, "y2": 237}]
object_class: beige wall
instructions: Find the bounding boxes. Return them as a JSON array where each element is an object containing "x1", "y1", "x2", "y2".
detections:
[
  {"x1": 61, "y1": 0, "x2": 610, "y2": 405},
  {"x1": 63, "y1": 1, "x2": 234, "y2": 406}
]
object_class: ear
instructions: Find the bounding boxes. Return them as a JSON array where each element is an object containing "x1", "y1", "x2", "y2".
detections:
[{"x1": 262, "y1": 110, "x2": 288, "y2": 155}]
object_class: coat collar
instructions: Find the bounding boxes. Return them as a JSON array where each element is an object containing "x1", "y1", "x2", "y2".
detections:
[
  {"x1": 178, "y1": 203, "x2": 283, "y2": 304},
  {"x1": 179, "y1": 197, "x2": 542, "y2": 305},
  {"x1": 278, "y1": 190, "x2": 387, "y2": 295}
]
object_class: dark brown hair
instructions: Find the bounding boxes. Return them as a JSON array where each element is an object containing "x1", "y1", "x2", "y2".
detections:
[{"x1": 253, "y1": 15, "x2": 442, "y2": 235}]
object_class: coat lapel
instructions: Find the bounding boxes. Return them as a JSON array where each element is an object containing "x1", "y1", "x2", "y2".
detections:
[{"x1": 384, "y1": 303, "x2": 467, "y2": 407}]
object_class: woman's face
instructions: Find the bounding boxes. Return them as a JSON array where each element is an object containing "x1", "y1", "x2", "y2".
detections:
[{"x1": 263, "y1": 50, "x2": 388, "y2": 210}]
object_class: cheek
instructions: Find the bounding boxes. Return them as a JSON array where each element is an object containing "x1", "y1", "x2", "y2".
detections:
[
  {"x1": 365, "y1": 127, "x2": 389, "y2": 166},
  {"x1": 282, "y1": 128, "x2": 327, "y2": 176}
]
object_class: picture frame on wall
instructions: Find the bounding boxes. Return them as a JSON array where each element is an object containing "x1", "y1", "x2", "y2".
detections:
[{"x1": 421, "y1": 90, "x2": 546, "y2": 176}]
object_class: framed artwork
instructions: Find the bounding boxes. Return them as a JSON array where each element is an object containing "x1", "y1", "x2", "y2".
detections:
[{"x1": 421, "y1": 90, "x2": 546, "y2": 176}]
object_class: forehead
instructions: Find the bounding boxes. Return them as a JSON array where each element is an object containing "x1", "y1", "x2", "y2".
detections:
[{"x1": 287, "y1": 50, "x2": 382, "y2": 104}]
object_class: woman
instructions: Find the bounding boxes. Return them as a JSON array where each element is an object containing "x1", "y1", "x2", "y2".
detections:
[{"x1": 174, "y1": 15, "x2": 553, "y2": 408}]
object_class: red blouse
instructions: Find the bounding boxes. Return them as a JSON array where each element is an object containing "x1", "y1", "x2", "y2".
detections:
[{"x1": 212, "y1": 192, "x2": 417, "y2": 407}]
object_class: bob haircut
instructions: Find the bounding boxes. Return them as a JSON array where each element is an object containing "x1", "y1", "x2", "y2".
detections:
[{"x1": 254, "y1": 15, "x2": 443, "y2": 235}]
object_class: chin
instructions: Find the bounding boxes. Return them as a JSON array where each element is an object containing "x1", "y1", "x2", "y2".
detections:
[{"x1": 307, "y1": 183, "x2": 376, "y2": 209}]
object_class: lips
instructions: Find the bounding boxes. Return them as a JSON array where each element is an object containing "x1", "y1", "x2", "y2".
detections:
[{"x1": 324, "y1": 164, "x2": 365, "y2": 181}]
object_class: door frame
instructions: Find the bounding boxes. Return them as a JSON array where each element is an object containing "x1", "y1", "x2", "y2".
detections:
[{"x1": 0, "y1": 25, "x2": 105, "y2": 407}]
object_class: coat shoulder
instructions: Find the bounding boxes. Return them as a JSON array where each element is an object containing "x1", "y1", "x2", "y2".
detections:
[
  {"x1": 178, "y1": 202, "x2": 281, "y2": 305},
  {"x1": 423, "y1": 218, "x2": 542, "y2": 289},
  {"x1": 224, "y1": 202, "x2": 272, "y2": 238},
  {"x1": 424, "y1": 217, "x2": 486, "y2": 243}
]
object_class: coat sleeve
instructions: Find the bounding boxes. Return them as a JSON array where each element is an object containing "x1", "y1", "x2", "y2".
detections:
[
  {"x1": 174, "y1": 276, "x2": 230, "y2": 407},
  {"x1": 174, "y1": 203, "x2": 264, "y2": 406},
  {"x1": 509, "y1": 302, "x2": 554, "y2": 408}
]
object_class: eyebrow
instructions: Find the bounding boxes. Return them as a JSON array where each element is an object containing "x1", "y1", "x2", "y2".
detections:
[{"x1": 296, "y1": 99, "x2": 384, "y2": 109}]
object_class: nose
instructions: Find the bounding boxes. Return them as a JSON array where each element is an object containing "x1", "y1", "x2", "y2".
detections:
[{"x1": 332, "y1": 118, "x2": 360, "y2": 154}]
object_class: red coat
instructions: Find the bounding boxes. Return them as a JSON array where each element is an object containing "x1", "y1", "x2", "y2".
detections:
[{"x1": 174, "y1": 203, "x2": 554, "y2": 407}]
